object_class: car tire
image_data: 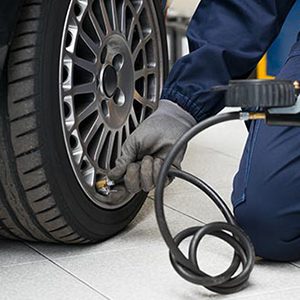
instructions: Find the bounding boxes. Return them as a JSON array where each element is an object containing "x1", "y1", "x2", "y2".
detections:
[{"x1": 0, "y1": 0, "x2": 168, "y2": 243}]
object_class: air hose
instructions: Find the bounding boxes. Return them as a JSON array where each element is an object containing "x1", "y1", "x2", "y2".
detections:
[
  {"x1": 154, "y1": 112, "x2": 257, "y2": 294},
  {"x1": 154, "y1": 79, "x2": 300, "y2": 294}
]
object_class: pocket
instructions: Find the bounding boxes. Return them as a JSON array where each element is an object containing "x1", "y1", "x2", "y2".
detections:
[{"x1": 231, "y1": 120, "x2": 261, "y2": 208}]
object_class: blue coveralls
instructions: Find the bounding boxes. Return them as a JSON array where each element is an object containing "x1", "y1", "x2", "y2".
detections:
[{"x1": 162, "y1": 0, "x2": 300, "y2": 261}]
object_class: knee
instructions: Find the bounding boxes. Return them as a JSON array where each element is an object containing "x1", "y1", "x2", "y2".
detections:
[{"x1": 234, "y1": 204, "x2": 300, "y2": 262}]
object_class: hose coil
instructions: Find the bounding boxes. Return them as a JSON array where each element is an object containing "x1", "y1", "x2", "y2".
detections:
[{"x1": 155, "y1": 112, "x2": 255, "y2": 294}]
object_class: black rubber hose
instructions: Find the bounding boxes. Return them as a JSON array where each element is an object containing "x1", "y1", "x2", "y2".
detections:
[{"x1": 155, "y1": 112, "x2": 255, "y2": 294}]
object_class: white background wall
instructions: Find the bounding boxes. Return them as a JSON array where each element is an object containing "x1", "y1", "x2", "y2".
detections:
[
  {"x1": 169, "y1": 0, "x2": 200, "y2": 17},
  {"x1": 167, "y1": 0, "x2": 201, "y2": 59}
]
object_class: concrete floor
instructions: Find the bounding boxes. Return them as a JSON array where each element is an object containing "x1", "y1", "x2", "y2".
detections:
[{"x1": 1, "y1": 114, "x2": 300, "y2": 300}]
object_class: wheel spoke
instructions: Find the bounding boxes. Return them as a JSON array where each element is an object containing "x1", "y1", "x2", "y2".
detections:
[
  {"x1": 134, "y1": 69, "x2": 144, "y2": 81},
  {"x1": 94, "y1": 128, "x2": 109, "y2": 162},
  {"x1": 119, "y1": 1, "x2": 127, "y2": 35},
  {"x1": 83, "y1": 115, "x2": 102, "y2": 144},
  {"x1": 77, "y1": 101, "x2": 98, "y2": 123},
  {"x1": 127, "y1": 18, "x2": 135, "y2": 47},
  {"x1": 117, "y1": 129, "x2": 123, "y2": 157},
  {"x1": 135, "y1": 67, "x2": 157, "y2": 81},
  {"x1": 110, "y1": 0, "x2": 119, "y2": 31},
  {"x1": 136, "y1": 1, "x2": 145, "y2": 15},
  {"x1": 62, "y1": 57, "x2": 72, "y2": 91},
  {"x1": 72, "y1": 81, "x2": 96, "y2": 95},
  {"x1": 133, "y1": 89, "x2": 148, "y2": 107},
  {"x1": 73, "y1": 148, "x2": 84, "y2": 166},
  {"x1": 132, "y1": 41, "x2": 143, "y2": 61},
  {"x1": 72, "y1": 55, "x2": 97, "y2": 74},
  {"x1": 70, "y1": 131, "x2": 84, "y2": 164},
  {"x1": 131, "y1": 108, "x2": 140, "y2": 127},
  {"x1": 100, "y1": 0, "x2": 113, "y2": 34},
  {"x1": 125, "y1": 119, "x2": 130, "y2": 137},
  {"x1": 82, "y1": 167, "x2": 96, "y2": 187},
  {"x1": 132, "y1": 33, "x2": 153, "y2": 61},
  {"x1": 89, "y1": 10, "x2": 105, "y2": 41},
  {"x1": 127, "y1": 0, "x2": 146, "y2": 44},
  {"x1": 139, "y1": 105, "x2": 146, "y2": 123},
  {"x1": 134, "y1": 90, "x2": 156, "y2": 110},
  {"x1": 79, "y1": 27, "x2": 99, "y2": 55},
  {"x1": 105, "y1": 131, "x2": 115, "y2": 169}
]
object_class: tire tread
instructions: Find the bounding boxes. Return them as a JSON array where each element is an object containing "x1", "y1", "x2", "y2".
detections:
[{"x1": 0, "y1": 0, "x2": 84, "y2": 243}]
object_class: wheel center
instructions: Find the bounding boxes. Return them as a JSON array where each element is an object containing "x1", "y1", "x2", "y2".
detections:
[
  {"x1": 98, "y1": 34, "x2": 135, "y2": 129},
  {"x1": 102, "y1": 65, "x2": 118, "y2": 98}
]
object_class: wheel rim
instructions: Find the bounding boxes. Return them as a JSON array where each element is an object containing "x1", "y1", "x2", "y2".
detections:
[{"x1": 59, "y1": 0, "x2": 164, "y2": 208}]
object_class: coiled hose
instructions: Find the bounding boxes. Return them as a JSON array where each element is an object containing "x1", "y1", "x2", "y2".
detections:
[{"x1": 155, "y1": 112, "x2": 256, "y2": 294}]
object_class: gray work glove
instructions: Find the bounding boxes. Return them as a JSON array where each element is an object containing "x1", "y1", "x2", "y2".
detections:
[{"x1": 108, "y1": 100, "x2": 196, "y2": 194}]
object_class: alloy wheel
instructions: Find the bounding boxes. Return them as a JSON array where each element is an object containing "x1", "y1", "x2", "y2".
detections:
[{"x1": 59, "y1": 0, "x2": 164, "y2": 208}]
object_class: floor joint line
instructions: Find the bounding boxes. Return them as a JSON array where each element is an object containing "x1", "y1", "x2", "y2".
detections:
[{"x1": 24, "y1": 242, "x2": 112, "y2": 300}]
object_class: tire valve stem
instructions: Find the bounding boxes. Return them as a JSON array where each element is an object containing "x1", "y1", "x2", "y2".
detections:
[{"x1": 96, "y1": 176, "x2": 116, "y2": 196}]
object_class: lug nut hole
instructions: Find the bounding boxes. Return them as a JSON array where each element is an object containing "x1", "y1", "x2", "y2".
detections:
[
  {"x1": 112, "y1": 54, "x2": 124, "y2": 71},
  {"x1": 101, "y1": 101, "x2": 109, "y2": 117},
  {"x1": 113, "y1": 88, "x2": 125, "y2": 106}
]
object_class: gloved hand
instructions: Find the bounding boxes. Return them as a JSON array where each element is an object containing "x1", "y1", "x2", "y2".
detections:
[{"x1": 108, "y1": 100, "x2": 196, "y2": 194}]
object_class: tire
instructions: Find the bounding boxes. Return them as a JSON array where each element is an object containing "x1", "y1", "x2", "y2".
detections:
[{"x1": 0, "y1": 0, "x2": 168, "y2": 243}]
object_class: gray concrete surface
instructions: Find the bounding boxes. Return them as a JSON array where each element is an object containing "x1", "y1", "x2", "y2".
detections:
[{"x1": 1, "y1": 115, "x2": 300, "y2": 300}]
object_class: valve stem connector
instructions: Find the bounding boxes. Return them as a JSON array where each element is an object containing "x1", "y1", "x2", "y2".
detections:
[{"x1": 96, "y1": 177, "x2": 116, "y2": 196}]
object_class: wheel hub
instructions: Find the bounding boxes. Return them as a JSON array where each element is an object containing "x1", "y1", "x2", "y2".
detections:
[{"x1": 98, "y1": 35, "x2": 134, "y2": 129}]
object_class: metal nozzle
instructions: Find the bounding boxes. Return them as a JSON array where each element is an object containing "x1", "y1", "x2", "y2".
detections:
[
  {"x1": 96, "y1": 176, "x2": 116, "y2": 196},
  {"x1": 294, "y1": 80, "x2": 300, "y2": 90},
  {"x1": 248, "y1": 112, "x2": 266, "y2": 120},
  {"x1": 239, "y1": 112, "x2": 266, "y2": 121}
]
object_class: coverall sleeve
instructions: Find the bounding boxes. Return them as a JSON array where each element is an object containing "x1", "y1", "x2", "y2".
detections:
[{"x1": 161, "y1": 0, "x2": 296, "y2": 122}]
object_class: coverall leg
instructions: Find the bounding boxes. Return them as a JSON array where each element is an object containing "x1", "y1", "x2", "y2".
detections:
[{"x1": 232, "y1": 41, "x2": 300, "y2": 261}]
